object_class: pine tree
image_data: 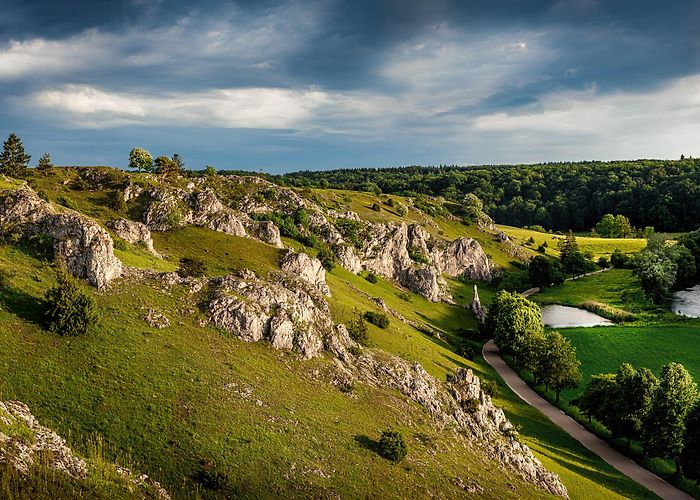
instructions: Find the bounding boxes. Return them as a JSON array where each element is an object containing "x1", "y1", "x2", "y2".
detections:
[
  {"x1": 45, "y1": 267, "x2": 98, "y2": 336},
  {"x1": 37, "y1": 152, "x2": 53, "y2": 175},
  {"x1": 0, "y1": 133, "x2": 31, "y2": 178}
]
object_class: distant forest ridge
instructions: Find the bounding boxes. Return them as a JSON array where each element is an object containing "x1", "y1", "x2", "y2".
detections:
[{"x1": 259, "y1": 159, "x2": 700, "y2": 233}]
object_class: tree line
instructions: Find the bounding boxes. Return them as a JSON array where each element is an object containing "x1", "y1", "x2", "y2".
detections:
[{"x1": 273, "y1": 159, "x2": 700, "y2": 232}]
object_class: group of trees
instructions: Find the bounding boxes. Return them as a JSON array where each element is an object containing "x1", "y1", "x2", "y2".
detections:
[
  {"x1": 558, "y1": 232, "x2": 597, "y2": 277},
  {"x1": 595, "y1": 214, "x2": 634, "y2": 238},
  {"x1": 634, "y1": 236, "x2": 697, "y2": 302},
  {"x1": 128, "y1": 147, "x2": 184, "y2": 177},
  {"x1": 0, "y1": 133, "x2": 55, "y2": 178},
  {"x1": 485, "y1": 291, "x2": 581, "y2": 402},
  {"x1": 579, "y1": 362, "x2": 699, "y2": 477},
  {"x1": 274, "y1": 159, "x2": 700, "y2": 232}
]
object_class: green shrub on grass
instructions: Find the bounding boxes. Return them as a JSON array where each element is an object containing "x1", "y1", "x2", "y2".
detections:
[
  {"x1": 363, "y1": 311, "x2": 389, "y2": 329},
  {"x1": 45, "y1": 267, "x2": 98, "y2": 336},
  {"x1": 178, "y1": 257, "x2": 206, "y2": 278},
  {"x1": 378, "y1": 429, "x2": 407, "y2": 462},
  {"x1": 364, "y1": 272, "x2": 379, "y2": 284},
  {"x1": 347, "y1": 310, "x2": 369, "y2": 345},
  {"x1": 57, "y1": 196, "x2": 78, "y2": 210}
]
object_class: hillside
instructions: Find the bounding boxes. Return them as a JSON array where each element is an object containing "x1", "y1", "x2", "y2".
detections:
[{"x1": 0, "y1": 167, "x2": 655, "y2": 498}]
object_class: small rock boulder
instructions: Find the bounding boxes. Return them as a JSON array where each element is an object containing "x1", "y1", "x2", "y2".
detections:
[{"x1": 107, "y1": 218, "x2": 159, "y2": 256}]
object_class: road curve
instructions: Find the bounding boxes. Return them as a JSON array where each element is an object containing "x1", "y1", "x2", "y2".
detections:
[{"x1": 482, "y1": 340, "x2": 693, "y2": 500}]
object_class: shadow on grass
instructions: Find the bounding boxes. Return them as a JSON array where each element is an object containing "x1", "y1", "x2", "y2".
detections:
[
  {"x1": 353, "y1": 434, "x2": 380, "y2": 454},
  {"x1": 0, "y1": 286, "x2": 45, "y2": 327}
]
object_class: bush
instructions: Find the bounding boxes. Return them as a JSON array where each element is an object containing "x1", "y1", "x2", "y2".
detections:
[
  {"x1": 462, "y1": 398, "x2": 480, "y2": 413},
  {"x1": 481, "y1": 379, "x2": 498, "y2": 397},
  {"x1": 378, "y1": 429, "x2": 407, "y2": 462},
  {"x1": 396, "y1": 291, "x2": 411, "y2": 302},
  {"x1": 363, "y1": 311, "x2": 390, "y2": 329},
  {"x1": 364, "y1": 271, "x2": 379, "y2": 284},
  {"x1": 36, "y1": 190, "x2": 49, "y2": 202},
  {"x1": 57, "y1": 196, "x2": 78, "y2": 210},
  {"x1": 408, "y1": 247, "x2": 430, "y2": 265},
  {"x1": 597, "y1": 256, "x2": 609, "y2": 268},
  {"x1": 456, "y1": 343, "x2": 475, "y2": 360},
  {"x1": 346, "y1": 310, "x2": 369, "y2": 345},
  {"x1": 178, "y1": 257, "x2": 206, "y2": 278},
  {"x1": 610, "y1": 248, "x2": 629, "y2": 268},
  {"x1": 112, "y1": 238, "x2": 128, "y2": 251},
  {"x1": 106, "y1": 190, "x2": 126, "y2": 211},
  {"x1": 371, "y1": 202, "x2": 381, "y2": 212},
  {"x1": 45, "y1": 268, "x2": 98, "y2": 336},
  {"x1": 537, "y1": 244, "x2": 546, "y2": 253},
  {"x1": 317, "y1": 246, "x2": 335, "y2": 271}
]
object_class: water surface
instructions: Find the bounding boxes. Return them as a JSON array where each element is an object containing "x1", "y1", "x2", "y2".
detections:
[
  {"x1": 540, "y1": 304, "x2": 613, "y2": 328},
  {"x1": 671, "y1": 284, "x2": 700, "y2": 318}
]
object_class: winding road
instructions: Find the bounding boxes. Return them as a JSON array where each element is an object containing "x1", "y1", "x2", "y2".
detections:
[{"x1": 483, "y1": 340, "x2": 693, "y2": 499}]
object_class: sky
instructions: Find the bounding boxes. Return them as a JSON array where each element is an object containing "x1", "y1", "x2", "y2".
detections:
[{"x1": 1, "y1": 0, "x2": 699, "y2": 173}]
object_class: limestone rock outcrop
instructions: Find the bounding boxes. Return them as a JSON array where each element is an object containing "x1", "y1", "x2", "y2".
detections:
[
  {"x1": 206, "y1": 269, "x2": 354, "y2": 359},
  {"x1": 279, "y1": 250, "x2": 331, "y2": 296},
  {"x1": 0, "y1": 400, "x2": 87, "y2": 478},
  {"x1": 353, "y1": 356, "x2": 568, "y2": 498},
  {"x1": 0, "y1": 187, "x2": 122, "y2": 289},
  {"x1": 107, "y1": 218, "x2": 159, "y2": 256},
  {"x1": 0, "y1": 400, "x2": 170, "y2": 499},
  {"x1": 471, "y1": 284, "x2": 487, "y2": 323}
]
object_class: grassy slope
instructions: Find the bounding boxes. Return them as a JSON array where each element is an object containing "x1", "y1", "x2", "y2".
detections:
[
  {"x1": 499, "y1": 225, "x2": 646, "y2": 259},
  {"x1": 0, "y1": 169, "x2": 653, "y2": 498}
]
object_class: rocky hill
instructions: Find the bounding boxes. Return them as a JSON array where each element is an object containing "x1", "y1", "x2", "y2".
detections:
[{"x1": 0, "y1": 167, "x2": 642, "y2": 498}]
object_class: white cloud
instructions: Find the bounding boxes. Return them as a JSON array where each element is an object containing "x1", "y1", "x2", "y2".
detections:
[{"x1": 30, "y1": 84, "x2": 335, "y2": 129}]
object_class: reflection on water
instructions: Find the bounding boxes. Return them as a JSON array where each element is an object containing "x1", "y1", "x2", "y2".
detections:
[
  {"x1": 671, "y1": 284, "x2": 700, "y2": 318},
  {"x1": 540, "y1": 304, "x2": 613, "y2": 328}
]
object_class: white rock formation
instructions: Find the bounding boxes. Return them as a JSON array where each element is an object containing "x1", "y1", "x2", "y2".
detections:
[
  {"x1": 279, "y1": 250, "x2": 331, "y2": 296},
  {"x1": 107, "y1": 218, "x2": 159, "y2": 256}
]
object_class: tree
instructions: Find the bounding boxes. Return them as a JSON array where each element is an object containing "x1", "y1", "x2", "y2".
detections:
[
  {"x1": 635, "y1": 250, "x2": 677, "y2": 302},
  {"x1": 642, "y1": 362, "x2": 698, "y2": 473},
  {"x1": 0, "y1": 133, "x2": 31, "y2": 177},
  {"x1": 579, "y1": 373, "x2": 617, "y2": 423},
  {"x1": 668, "y1": 243, "x2": 697, "y2": 289},
  {"x1": 536, "y1": 331, "x2": 581, "y2": 403},
  {"x1": 172, "y1": 153, "x2": 185, "y2": 172},
  {"x1": 37, "y1": 152, "x2": 53, "y2": 175},
  {"x1": 154, "y1": 155, "x2": 179, "y2": 177},
  {"x1": 378, "y1": 429, "x2": 407, "y2": 462},
  {"x1": 528, "y1": 255, "x2": 564, "y2": 290},
  {"x1": 608, "y1": 364, "x2": 659, "y2": 445},
  {"x1": 44, "y1": 267, "x2": 98, "y2": 336},
  {"x1": 487, "y1": 291, "x2": 544, "y2": 368},
  {"x1": 462, "y1": 193, "x2": 483, "y2": 224},
  {"x1": 614, "y1": 214, "x2": 633, "y2": 237},
  {"x1": 128, "y1": 147, "x2": 153, "y2": 172},
  {"x1": 680, "y1": 401, "x2": 700, "y2": 481},
  {"x1": 204, "y1": 165, "x2": 217, "y2": 176},
  {"x1": 595, "y1": 214, "x2": 616, "y2": 237}
]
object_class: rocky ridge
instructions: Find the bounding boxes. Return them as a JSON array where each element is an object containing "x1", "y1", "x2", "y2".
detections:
[
  {"x1": 0, "y1": 186, "x2": 122, "y2": 289},
  {"x1": 138, "y1": 175, "x2": 493, "y2": 302}
]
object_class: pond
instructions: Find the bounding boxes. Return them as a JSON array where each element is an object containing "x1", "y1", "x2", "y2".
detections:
[
  {"x1": 671, "y1": 284, "x2": 700, "y2": 318},
  {"x1": 540, "y1": 304, "x2": 613, "y2": 328}
]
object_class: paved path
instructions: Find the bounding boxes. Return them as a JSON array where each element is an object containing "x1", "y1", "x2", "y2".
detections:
[{"x1": 482, "y1": 340, "x2": 693, "y2": 500}]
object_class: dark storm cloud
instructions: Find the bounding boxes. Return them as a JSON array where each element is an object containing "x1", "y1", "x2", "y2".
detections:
[{"x1": 0, "y1": 0, "x2": 699, "y2": 170}]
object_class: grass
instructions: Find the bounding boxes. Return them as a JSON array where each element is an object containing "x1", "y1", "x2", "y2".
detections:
[
  {"x1": 499, "y1": 225, "x2": 646, "y2": 259},
  {"x1": 0, "y1": 168, "x2": 665, "y2": 498}
]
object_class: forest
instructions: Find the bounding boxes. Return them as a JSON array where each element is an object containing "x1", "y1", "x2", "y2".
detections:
[{"x1": 269, "y1": 159, "x2": 700, "y2": 233}]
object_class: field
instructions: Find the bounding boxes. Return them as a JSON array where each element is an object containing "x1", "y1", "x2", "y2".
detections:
[
  {"x1": 0, "y1": 171, "x2": 660, "y2": 498},
  {"x1": 498, "y1": 225, "x2": 647, "y2": 259}
]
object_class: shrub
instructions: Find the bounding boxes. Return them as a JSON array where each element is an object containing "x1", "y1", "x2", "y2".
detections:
[
  {"x1": 396, "y1": 204, "x2": 408, "y2": 216},
  {"x1": 481, "y1": 379, "x2": 498, "y2": 397},
  {"x1": 378, "y1": 429, "x2": 407, "y2": 462},
  {"x1": 348, "y1": 345, "x2": 363, "y2": 356},
  {"x1": 44, "y1": 268, "x2": 98, "y2": 336},
  {"x1": 57, "y1": 196, "x2": 78, "y2": 210},
  {"x1": 537, "y1": 244, "x2": 546, "y2": 253},
  {"x1": 112, "y1": 238, "x2": 128, "y2": 251},
  {"x1": 462, "y1": 398, "x2": 480, "y2": 413},
  {"x1": 396, "y1": 291, "x2": 411, "y2": 302},
  {"x1": 317, "y1": 246, "x2": 335, "y2": 271},
  {"x1": 371, "y1": 202, "x2": 381, "y2": 212},
  {"x1": 178, "y1": 257, "x2": 206, "y2": 278},
  {"x1": 363, "y1": 311, "x2": 390, "y2": 329},
  {"x1": 106, "y1": 190, "x2": 126, "y2": 211},
  {"x1": 456, "y1": 343, "x2": 475, "y2": 360},
  {"x1": 610, "y1": 248, "x2": 629, "y2": 268},
  {"x1": 346, "y1": 310, "x2": 369, "y2": 345},
  {"x1": 36, "y1": 190, "x2": 49, "y2": 202},
  {"x1": 364, "y1": 271, "x2": 379, "y2": 284},
  {"x1": 408, "y1": 247, "x2": 430, "y2": 265},
  {"x1": 597, "y1": 256, "x2": 609, "y2": 268}
]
